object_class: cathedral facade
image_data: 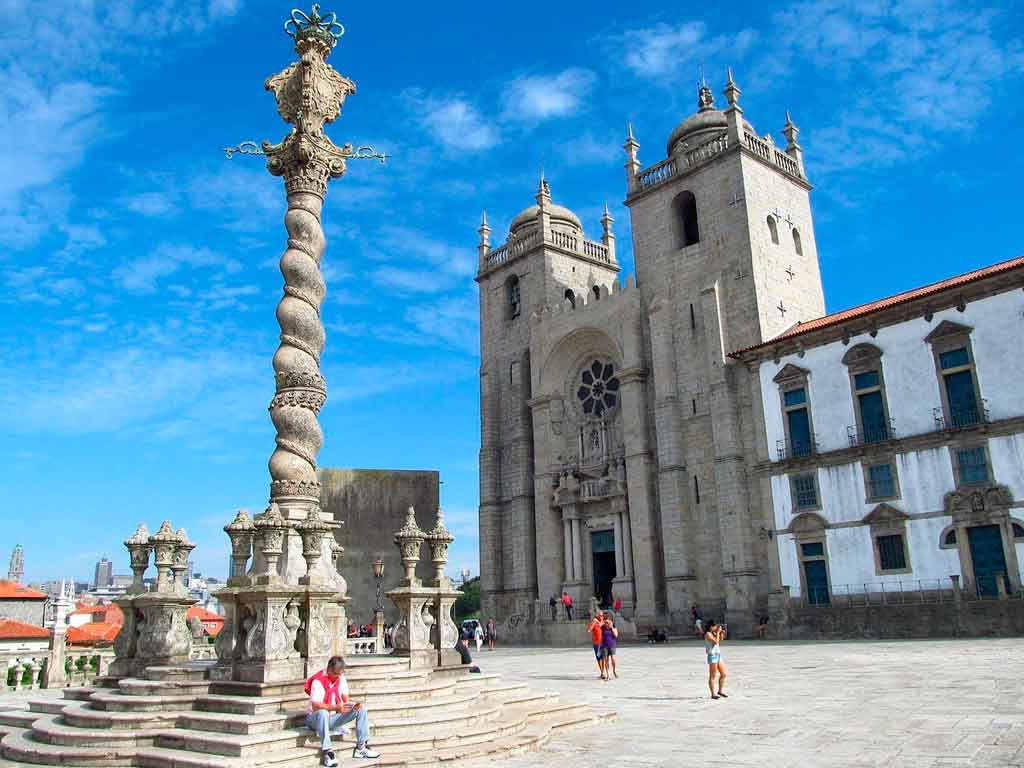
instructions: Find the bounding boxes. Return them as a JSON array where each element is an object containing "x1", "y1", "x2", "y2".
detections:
[{"x1": 476, "y1": 75, "x2": 822, "y2": 632}]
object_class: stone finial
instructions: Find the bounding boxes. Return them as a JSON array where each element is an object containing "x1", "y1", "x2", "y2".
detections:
[
  {"x1": 172, "y1": 528, "x2": 196, "y2": 595},
  {"x1": 225, "y1": 509, "x2": 256, "y2": 584},
  {"x1": 254, "y1": 503, "x2": 290, "y2": 583},
  {"x1": 426, "y1": 507, "x2": 455, "y2": 585},
  {"x1": 697, "y1": 81, "x2": 715, "y2": 112},
  {"x1": 284, "y1": 4, "x2": 346, "y2": 55},
  {"x1": 478, "y1": 211, "x2": 491, "y2": 247},
  {"x1": 295, "y1": 505, "x2": 330, "y2": 584},
  {"x1": 783, "y1": 110, "x2": 800, "y2": 149},
  {"x1": 623, "y1": 123, "x2": 640, "y2": 193},
  {"x1": 394, "y1": 506, "x2": 426, "y2": 585},
  {"x1": 124, "y1": 524, "x2": 152, "y2": 595},
  {"x1": 535, "y1": 168, "x2": 551, "y2": 207},
  {"x1": 724, "y1": 67, "x2": 741, "y2": 107},
  {"x1": 149, "y1": 521, "x2": 179, "y2": 593}
]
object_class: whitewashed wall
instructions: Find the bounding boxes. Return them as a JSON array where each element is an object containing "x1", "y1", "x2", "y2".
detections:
[{"x1": 762, "y1": 288, "x2": 1024, "y2": 596}]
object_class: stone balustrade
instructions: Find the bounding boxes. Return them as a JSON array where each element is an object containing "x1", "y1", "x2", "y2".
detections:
[
  {"x1": 3, "y1": 648, "x2": 113, "y2": 691},
  {"x1": 634, "y1": 130, "x2": 804, "y2": 197},
  {"x1": 482, "y1": 228, "x2": 611, "y2": 274},
  {"x1": 344, "y1": 636, "x2": 384, "y2": 655}
]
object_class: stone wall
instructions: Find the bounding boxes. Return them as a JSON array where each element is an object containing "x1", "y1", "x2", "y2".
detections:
[
  {"x1": 779, "y1": 600, "x2": 1024, "y2": 640},
  {"x1": 0, "y1": 599, "x2": 45, "y2": 626},
  {"x1": 318, "y1": 468, "x2": 439, "y2": 625}
]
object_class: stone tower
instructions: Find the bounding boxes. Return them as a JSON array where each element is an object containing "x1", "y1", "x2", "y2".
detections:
[
  {"x1": 624, "y1": 73, "x2": 825, "y2": 625},
  {"x1": 7, "y1": 544, "x2": 23, "y2": 583},
  {"x1": 476, "y1": 175, "x2": 620, "y2": 620}
]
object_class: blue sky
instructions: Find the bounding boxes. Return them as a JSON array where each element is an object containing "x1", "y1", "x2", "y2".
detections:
[{"x1": 2, "y1": 0, "x2": 1022, "y2": 584}]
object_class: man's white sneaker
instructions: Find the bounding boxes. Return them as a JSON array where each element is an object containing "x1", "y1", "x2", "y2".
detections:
[
  {"x1": 353, "y1": 745, "x2": 381, "y2": 759},
  {"x1": 321, "y1": 750, "x2": 338, "y2": 767}
]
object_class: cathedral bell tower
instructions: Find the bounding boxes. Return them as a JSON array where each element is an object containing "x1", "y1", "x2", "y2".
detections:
[{"x1": 476, "y1": 175, "x2": 620, "y2": 621}]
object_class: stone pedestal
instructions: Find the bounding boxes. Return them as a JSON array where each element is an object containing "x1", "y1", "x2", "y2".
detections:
[
  {"x1": 111, "y1": 592, "x2": 195, "y2": 677},
  {"x1": 387, "y1": 584, "x2": 439, "y2": 669}
]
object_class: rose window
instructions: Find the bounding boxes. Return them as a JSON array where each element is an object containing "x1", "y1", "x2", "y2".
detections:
[{"x1": 576, "y1": 360, "x2": 619, "y2": 417}]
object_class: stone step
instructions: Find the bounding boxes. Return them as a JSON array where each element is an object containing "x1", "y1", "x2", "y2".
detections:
[
  {"x1": 27, "y1": 713, "x2": 165, "y2": 748},
  {"x1": 62, "y1": 686, "x2": 99, "y2": 701},
  {"x1": 177, "y1": 710, "x2": 299, "y2": 735},
  {"x1": 0, "y1": 711, "x2": 37, "y2": 729},
  {"x1": 63, "y1": 703, "x2": 185, "y2": 731},
  {"x1": 194, "y1": 692, "x2": 307, "y2": 716},
  {"x1": 1, "y1": 727, "x2": 137, "y2": 766},
  {"x1": 156, "y1": 726, "x2": 310, "y2": 758},
  {"x1": 89, "y1": 689, "x2": 199, "y2": 712},
  {"x1": 119, "y1": 677, "x2": 212, "y2": 696},
  {"x1": 144, "y1": 663, "x2": 214, "y2": 682},
  {"x1": 28, "y1": 699, "x2": 76, "y2": 716},
  {"x1": 369, "y1": 702, "x2": 503, "y2": 737}
]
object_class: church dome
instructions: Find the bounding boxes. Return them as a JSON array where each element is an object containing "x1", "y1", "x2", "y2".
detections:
[
  {"x1": 509, "y1": 202, "x2": 582, "y2": 235},
  {"x1": 666, "y1": 85, "x2": 754, "y2": 156}
]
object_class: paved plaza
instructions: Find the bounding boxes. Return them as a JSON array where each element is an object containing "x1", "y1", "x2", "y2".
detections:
[{"x1": 467, "y1": 638, "x2": 1024, "y2": 768}]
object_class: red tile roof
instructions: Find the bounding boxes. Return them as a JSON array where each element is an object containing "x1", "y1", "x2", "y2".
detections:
[
  {"x1": 731, "y1": 255, "x2": 1024, "y2": 356},
  {"x1": 0, "y1": 618, "x2": 49, "y2": 640},
  {"x1": 187, "y1": 606, "x2": 225, "y2": 636},
  {"x1": 67, "y1": 622, "x2": 120, "y2": 646},
  {"x1": 0, "y1": 581, "x2": 47, "y2": 600},
  {"x1": 72, "y1": 603, "x2": 123, "y2": 623}
]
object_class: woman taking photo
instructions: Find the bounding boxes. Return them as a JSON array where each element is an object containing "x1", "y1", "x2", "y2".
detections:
[{"x1": 704, "y1": 621, "x2": 728, "y2": 699}]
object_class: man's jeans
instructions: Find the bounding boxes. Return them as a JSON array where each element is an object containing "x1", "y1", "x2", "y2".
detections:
[{"x1": 306, "y1": 706, "x2": 370, "y2": 750}]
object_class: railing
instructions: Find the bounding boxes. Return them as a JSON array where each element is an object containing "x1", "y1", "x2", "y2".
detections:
[
  {"x1": 743, "y1": 132, "x2": 774, "y2": 163},
  {"x1": 580, "y1": 478, "x2": 612, "y2": 499},
  {"x1": 774, "y1": 148, "x2": 800, "y2": 176},
  {"x1": 344, "y1": 636, "x2": 384, "y2": 655},
  {"x1": 678, "y1": 133, "x2": 729, "y2": 172},
  {"x1": 776, "y1": 435, "x2": 818, "y2": 461},
  {"x1": 637, "y1": 157, "x2": 676, "y2": 189},
  {"x1": 2, "y1": 648, "x2": 114, "y2": 691},
  {"x1": 482, "y1": 228, "x2": 612, "y2": 272},
  {"x1": 847, "y1": 419, "x2": 896, "y2": 447},
  {"x1": 794, "y1": 577, "x2": 1021, "y2": 608},
  {"x1": 933, "y1": 400, "x2": 990, "y2": 430}
]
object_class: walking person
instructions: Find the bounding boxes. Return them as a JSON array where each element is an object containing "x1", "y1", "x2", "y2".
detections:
[
  {"x1": 562, "y1": 591, "x2": 574, "y2": 621},
  {"x1": 601, "y1": 613, "x2": 619, "y2": 679},
  {"x1": 487, "y1": 616, "x2": 497, "y2": 651},
  {"x1": 305, "y1": 656, "x2": 381, "y2": 764},
  {"x1": 704, "y1": 621, "x2": 728, "y2": 700},
  {"x1": 549, "y1": 594, "x2": 558, "y2": 622},
  {"x1": 473, "y1": 621, "x2": 484, "y2": 652},
  {"x1": 691, "y1": 605, "x2": 704, "y2": 637},
  {"x1": 587, "y1": 611, "x2": 605, "y2": 679}
]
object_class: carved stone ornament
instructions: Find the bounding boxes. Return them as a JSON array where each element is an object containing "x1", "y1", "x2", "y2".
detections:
[
  {"x1": 172, "y1": 528, "x2": 195, "y2": 595},
  {"x1": 254, "y1": 503, "x2": 291, "y2": 581},
  {"x1": 225, "y1": 509, "x2": 256, "y2": 582},
  {"x1": 426, "y1": 507, "x2": 455, "y2": 583},
  {"x1": 295, "y1": 505, "x2": 330, "y2": 581},
  {"x1": 149, "y1": 521, "x2": 179, "y2": 593},
  {"x1": 124, "y1": 523, "x2": 152, "y2": 594},
  {"x1": 945, "y1": 484, "x2": 1013, "y2": 519},
  {"x1": 394, "y1": 507, "x2": 426, "y2": 583}
]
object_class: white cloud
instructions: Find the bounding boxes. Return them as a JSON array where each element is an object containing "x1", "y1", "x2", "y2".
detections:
[
  {"x1": 404, "y1": 295, "x2": 478, "y2": 355},
  {"x1": 501, "y1": 68, "x2": 596, "y2": 123},
  {"x1": 121, "y1": 191, "x2": 178, "y2": 218},
  {"x1": 112, "y1": 243, "x2": 240, "y2": 294},
  {"x1": 618, "y1": 22, "x2": 757, "y2": 80},
  {"x1": 404, "y1": 90, "x2": 499, "y2": 152},
  {"x1": 558, "y1": 132, "x2": 620, "y2": 167}
]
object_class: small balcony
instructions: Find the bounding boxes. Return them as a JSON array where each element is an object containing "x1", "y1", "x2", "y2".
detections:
[
  {"x1": 847, "y1": 419, "x2": 896, "y2": 447},
  {"x1": 933, "y1": 400, "x2": 990, "y2": 431},
  {"x1": 776, "y1": 435, "x2": 818, "y2": 461}
]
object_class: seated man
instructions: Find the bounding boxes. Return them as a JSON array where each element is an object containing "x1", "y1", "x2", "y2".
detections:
[{"x1": 305, "y1": 655, "x2": 380, "y2": 764}]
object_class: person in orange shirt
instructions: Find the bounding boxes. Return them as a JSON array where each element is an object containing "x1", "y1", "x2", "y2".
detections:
[{"x1": 587, "y1": 611, "x2": 606, "y2": 679}]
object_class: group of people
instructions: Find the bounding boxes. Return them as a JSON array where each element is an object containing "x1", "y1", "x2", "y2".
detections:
[{"x1": 586, "y1": 611, "x2": 619, "y2": 680}]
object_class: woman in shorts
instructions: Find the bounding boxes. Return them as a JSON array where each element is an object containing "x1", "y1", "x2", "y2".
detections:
[
  {"x1": 704, "y1": 620, "x2": 727, "y2": 699},
  {"x1": 601, "y1": 615, "x2": 619, "y2": 679}
]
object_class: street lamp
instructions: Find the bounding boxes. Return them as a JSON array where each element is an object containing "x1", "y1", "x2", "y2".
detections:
[{"x1": 372, "y1": 558, "x2": 385, "y2": 613}]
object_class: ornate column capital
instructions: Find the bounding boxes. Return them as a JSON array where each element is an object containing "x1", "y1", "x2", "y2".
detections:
[{"x1": 394, "y1": 507, "x2": 426, "y2": 585}]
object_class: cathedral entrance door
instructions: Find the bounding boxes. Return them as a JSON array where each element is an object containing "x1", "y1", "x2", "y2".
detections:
[
  {"x1": 967, "y1": 524, "x2": 1008, "y2": 597},
  {"x1": 590, "y1": 530, "x2": 617, "y2": 608}
]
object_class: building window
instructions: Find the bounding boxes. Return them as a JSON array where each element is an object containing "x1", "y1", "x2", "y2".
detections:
[
  {"x1": 793, "y1": 227, "x2": 803, "y2": 256},
  {"x1": 925, "y1": 321, "x2": 984, "y2": 428},
  {"x1": 774, "y1": 364, "x2": 815, "y2": 460},
  {"x1": 1013, "y1": 522, "x2": 1024, "y2": 540},
  {"x1": 864, "y1": 461, "x2": 899, "y2": 501},
  {"x1": 953, "y1": 445, "x2": 989, "y2": 486},
  {"x1": 564, "y1": 289, "x2": 576, "y2": 308},
  {"x1": 576, "y1": 360, "x2": 619, "y2": 418},
  {"x1": 842, "y1": 343, "x2": 891, "y2": 445},
  {"x1": 507, "y1": 275, "x2": 521, "y2": 319},
  {"x1": 674, "y1": 191, "x2": 699, "y2": 247},
  {"x1": 941, "y1": 527, "x2": 958, "y2": 548},
  {"x1": 876, "y1": 533, "x2": 908, "y2": 572},
  {"x1": 791, "y1": 472, "x2": 819, "y2": 510},
  {"x1": 767, "y1": 215, "x2": 779, "y2": 245}
]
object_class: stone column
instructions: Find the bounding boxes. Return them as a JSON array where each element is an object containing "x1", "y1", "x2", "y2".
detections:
[
  {"x1": 562, "y1": 516, "x2": 573, "y2": 582},
  {"x1": 42, "y1": 580, "x2": 71, "y2": 689},
  {"x1": 613, "y1": 513, "x2": 625, "y2": 577},
  {"x1": 387, "y1": 508, "x2": 436, "y2": 668}
]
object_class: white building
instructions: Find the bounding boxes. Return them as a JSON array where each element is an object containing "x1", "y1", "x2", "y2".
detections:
[{"x1": 735, "y1": 256, "x2": 1024, "y2": 603}]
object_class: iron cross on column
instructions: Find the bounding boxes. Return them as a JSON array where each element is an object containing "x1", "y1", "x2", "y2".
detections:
[{"x1": 222, "y1": 5, "x2": 388, "y2": 168}]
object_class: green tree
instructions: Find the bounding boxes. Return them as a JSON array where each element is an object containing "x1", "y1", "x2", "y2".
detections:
[{"x1": 454, "y1": 577, "x2": 480, "y2": 621}]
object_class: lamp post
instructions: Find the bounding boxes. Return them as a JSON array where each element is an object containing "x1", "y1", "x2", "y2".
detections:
[{"x1": 372, "y1": 558, "x2": 385, "y2": 644}]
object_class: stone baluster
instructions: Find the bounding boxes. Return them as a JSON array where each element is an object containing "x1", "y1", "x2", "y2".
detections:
[
  {"x1": 11, "y1": 659, "x2": 23, "y2": 691},
  {"x1": 224, "y1": 510, "x2": 255, "y2": 586},
  {"x1": 253, "y1": 503, "x2": 290, "y2": 584},
  {"x1": 394, "y1": 507, "x2": 425, "y2": 586},
  {"x1": 295, "y1": 505, "x2": 329, "y2": 585},
  {"x1": 426, "y1": 507, "x2": 461, "y2": 662},
  {"x1": 426, "y1": 507, "x2": 454, "y2": 588}
]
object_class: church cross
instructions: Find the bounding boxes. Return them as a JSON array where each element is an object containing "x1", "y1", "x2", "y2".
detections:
[
  {"x1": 771, "y1": 206, "x2": 784, "y2": 219},
  {"x1": 785, "y1": 212, "x2": 794, "y2": 227},
  {"x1": 785, "y1": 265, "x2": 795, "y2": 281},
  {"x1": 777, "y1": 300, "x2": 787, "y2": 317}
]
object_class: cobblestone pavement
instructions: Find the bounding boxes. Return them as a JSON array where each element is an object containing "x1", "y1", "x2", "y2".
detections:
[{"x1": 466, "y1": 638, "x2": 1024, "y2": 768}]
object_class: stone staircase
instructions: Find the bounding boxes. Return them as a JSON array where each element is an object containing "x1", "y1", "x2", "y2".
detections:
[{"x1": 0, "y1": 657, "x2": 612, "y2": 767}]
